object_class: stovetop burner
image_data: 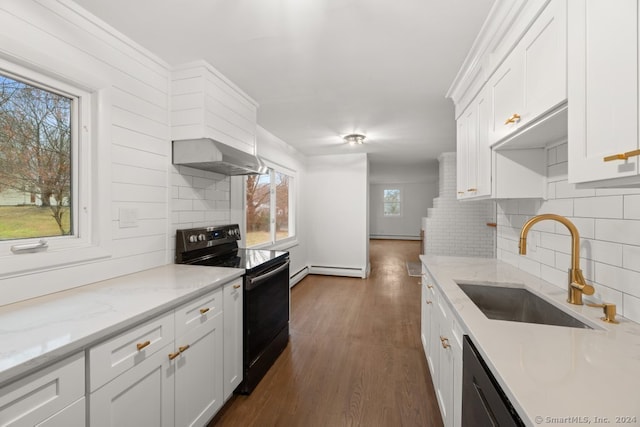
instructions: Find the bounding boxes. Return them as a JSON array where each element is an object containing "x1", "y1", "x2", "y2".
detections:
[{"x1": 175, "y1": 224, "x2": 288, "y2": 274}]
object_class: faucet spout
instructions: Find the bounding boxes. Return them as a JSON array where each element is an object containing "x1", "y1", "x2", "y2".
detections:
[{"x1": 519, "y1": 214, "x2": 594, "y2": 305}]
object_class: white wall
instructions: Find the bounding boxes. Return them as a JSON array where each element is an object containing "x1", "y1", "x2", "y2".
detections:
[
  {"x1": 497, "y1": 142, "x2": 640, "y2": 323},
  {"x1": 370, "y1": 182, "x2": 437, "y2": 239},
  {"x1": 0, "y1": 1, "x2": 171, "y2": 306},
  {"x1": 369, "y1": 161, "x2": 438, "y2": 239},
  {"x1": 306, "y1": 153, "x2": 369, "y2": 277}
]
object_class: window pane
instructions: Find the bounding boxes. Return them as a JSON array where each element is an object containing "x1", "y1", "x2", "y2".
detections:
[
  {"x1": 275, "y1": 172, "x2": 290, "y2": 241},
  {"x1": 0, "y1": 74, "x2": 73, "y2": 240},
  {"x1": 383, "y1": 189, "x2": 401, "y2": 216},
  {"x1": 246, "y1": 173, "x2": 271, "y2": 246}
]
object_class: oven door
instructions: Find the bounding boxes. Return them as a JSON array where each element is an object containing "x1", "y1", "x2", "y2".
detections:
[{"x1": 244, "y1": 259, "x2": 290, "y2": 366}]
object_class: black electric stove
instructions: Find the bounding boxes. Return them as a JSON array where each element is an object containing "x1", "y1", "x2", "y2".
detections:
[{"x1": 175, "y1": 224, "x2": 290, "y2": 394}]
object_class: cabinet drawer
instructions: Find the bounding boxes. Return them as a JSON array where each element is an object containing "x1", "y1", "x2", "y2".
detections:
[
  {"x1": 89, "y1": 311, "x2": 174, "y2": 392},
  {"x1": 175, "y1": 286, "x2": 224, "y2": 337},
  {"x1": 0, "y1": 353, "x2": 84, "y2": 427}
]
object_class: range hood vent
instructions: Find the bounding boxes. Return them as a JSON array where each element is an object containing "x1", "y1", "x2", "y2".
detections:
[{"x1": 172, "y1": 138, "x2": 267, "y2": 176}]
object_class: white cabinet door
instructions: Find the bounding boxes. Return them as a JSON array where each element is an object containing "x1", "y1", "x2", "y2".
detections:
[
  {"x1": 457, "y1": 87, "x2": 491, "y2": 200},
  {"x1": 568, "y1": 0, "x2": 640, "y2": 184},
  {"x1": 223, "y1": 280, "x2": 243, "y2": 400},
  {"x1": 0, "y1": 353, "x2": 85, "y2": 427},
  {"x1": 521, "y1": 0, "x2": 567, "y2": 120},
  {"x1": 174, "y1": 311, "x2": 224, "y2": 427},
  {"x1": 420, "y1": 273, "x2": 434, "y2": 357},
  {"x1": 488, "y1": 52, "x2": 524, "y2": 144},
  {"x1": 36, "y1": 398, "x2": 85, "y2": 427},
  {"x1": 489, "y1": 0, "x2": 567, "y2": 147},
  {"x1": 90, "y1": 347, "x2": 175, "y2": 427}
]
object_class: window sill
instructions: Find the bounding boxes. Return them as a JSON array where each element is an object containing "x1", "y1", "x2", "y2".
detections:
[{"x1": 245, "y1": 238, "x2": 299, "y2": 252}]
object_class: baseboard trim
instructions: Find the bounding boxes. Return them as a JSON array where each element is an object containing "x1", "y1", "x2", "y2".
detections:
[
  {"x1": 308, "y1": 265, "x2": 366, "y2": 278},
  {"x1": 370, "y1": 235, "x2": 421, "y2": 241},
  {"x1": 290, "y1": 266, "x2": 308, "y2": 287}
]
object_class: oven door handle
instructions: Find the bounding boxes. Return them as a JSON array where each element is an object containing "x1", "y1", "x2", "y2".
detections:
[{"x1": 246, "y1": 260, "x2": 290, "y2": 290}]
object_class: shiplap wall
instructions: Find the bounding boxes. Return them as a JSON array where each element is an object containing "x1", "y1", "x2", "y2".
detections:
[
  {"x1": 497, "y1": 142, "x2": 640, "y2": 323},
  {"x1": 0, "y1": 1, "x2": 171, "y2": 305}
]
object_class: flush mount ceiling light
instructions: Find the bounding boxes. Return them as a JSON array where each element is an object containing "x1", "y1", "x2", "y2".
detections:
[{"x1": 344, "y1": 133, "x2": 366, "y2": 145}]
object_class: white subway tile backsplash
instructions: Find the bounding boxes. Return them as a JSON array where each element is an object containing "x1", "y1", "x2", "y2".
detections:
[
  {"x1": 547, "y1": 162, "x2": 568, "y2": 182},
  {"x1": 624, "y1": 195, "x2": 640, "y2": 219},
  {"x1": 595, "y1": 219, "x2": 640, "y2": 245},
  {"x1": 622, "y1": 245, "x2": 640, "y2": 272},
  {"x1": 539, "y1": 198, "x2": 574, "y2": 216},
  {"x1": 539, "y1": 232, "x2": 572, "y2": 255},
  {"x1": 582, "y1": 239, "x2": 623, "y2": 266},
  {"x1": 595, "y1": 262, "x2": 640, "y2": 297},
  {"x1": 574, "y1": 196, "x2": 623, "y2": 219},
  {"x1": 623, "y1": 293, "x2": 640, "y2": 324},
  {"x1": 554, "y1": 180, "x2": 595, "y2": 199}
]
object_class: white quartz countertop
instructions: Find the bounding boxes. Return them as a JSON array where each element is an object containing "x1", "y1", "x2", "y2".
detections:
[
  {"x1": 420, "y1": 255, "x2": 640, "y2": 427},
  {"x1": 0, "y1": 264, "x2": 244, "y2": 385}
]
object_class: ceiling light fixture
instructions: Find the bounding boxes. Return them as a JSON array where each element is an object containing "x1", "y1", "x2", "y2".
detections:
[{"x1": 344, "y1": 133, "x2": 366, "y2": 145}]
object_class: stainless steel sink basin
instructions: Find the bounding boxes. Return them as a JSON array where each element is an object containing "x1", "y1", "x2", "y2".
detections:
[{"x1": 457, "y1": 283, "x2": 593, "y2": 329}]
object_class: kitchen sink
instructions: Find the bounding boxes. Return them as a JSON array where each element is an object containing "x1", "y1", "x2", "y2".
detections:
[{"x1": 457, "y1": 283, "x2": 593, "y2": 329}]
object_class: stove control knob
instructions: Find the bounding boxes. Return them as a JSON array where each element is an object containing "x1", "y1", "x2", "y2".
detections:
[
  {"x1": 198, "y1": 233, "x2": 206, "y2": 242},
  {"x1": 188, "y1": 235, "x2": 198, "y2": 243}
]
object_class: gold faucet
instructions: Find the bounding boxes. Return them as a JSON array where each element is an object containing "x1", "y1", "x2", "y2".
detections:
[{"x1": 519, "y1": 214, "x2": 595, "y2": 305}]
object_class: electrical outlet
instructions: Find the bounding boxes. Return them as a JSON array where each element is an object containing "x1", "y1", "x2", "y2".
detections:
[{"x1": 119, "y1": 208, "x2": 139, "y2": 228}]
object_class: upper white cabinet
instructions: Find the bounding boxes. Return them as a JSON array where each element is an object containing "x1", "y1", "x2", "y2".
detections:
[
  {"x1": 457, "y1": 87, "x2": 491, "y2": 200},
  {"x1": 171, "y1": 61, "x2": 259, "y2": 155},
  {"x1": 568, "y1": 0, "x2": 640, "y2": 186},
  {"x1": 488, "y1": 0, "x2": 567, "y2": 146}
]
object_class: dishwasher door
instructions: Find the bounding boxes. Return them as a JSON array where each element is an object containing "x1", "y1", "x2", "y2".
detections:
[{"x1": 462, "y1": 336, "x2": 524, "y2": 426}]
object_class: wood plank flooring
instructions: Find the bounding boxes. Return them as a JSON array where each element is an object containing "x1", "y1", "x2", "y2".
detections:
[{"x1": 209, "y1": 239, "x2": 443, "y2": 427}]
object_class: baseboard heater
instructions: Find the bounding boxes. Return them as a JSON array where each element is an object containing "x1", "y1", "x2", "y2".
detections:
[
  {"x1": 370, "y1": 234, "x2": 421, "y2": 241},
  {"x1": 308, "y1": 265, "x2": 366, "y2": 278},
  {"x1": 290, "y1": 266, "x2": 309, "y2": 287}
]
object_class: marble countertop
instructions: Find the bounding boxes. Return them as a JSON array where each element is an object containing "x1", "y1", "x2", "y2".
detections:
[
  {"x1": 0, "y1": 264, "x2": 244, "y2": 385},
  {"x1": 420, "y1": 255, "x2": 640, "y2": 427}
]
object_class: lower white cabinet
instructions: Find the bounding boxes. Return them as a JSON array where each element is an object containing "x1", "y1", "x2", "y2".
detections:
[
  {"x1": 222, "y1": 280, "x2": 243, "y2": 400},
  {"x1": 174, "y1": 288, "x2": 224, "y2": 427},
  {"x1": 0, "y1": 353, "x2": 85, "y2": 427},
  {"x1": 420, "y1": 268, "x2": 463, "y2": 427},
  {"x1": 88, "y1": 281, "x2": 243, "y2": 427},
  {"x1": 90, "y1": 347, "x2": 175, "y2": 427}
]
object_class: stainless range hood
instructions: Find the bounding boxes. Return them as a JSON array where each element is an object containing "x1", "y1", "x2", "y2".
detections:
[{"x1": 172, "y1": 138, "x2": 268, "y2": 175}]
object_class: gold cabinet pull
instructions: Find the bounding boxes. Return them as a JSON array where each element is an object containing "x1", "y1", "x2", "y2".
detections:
[
  {"x1": 136, "y1": 340, "x2": 151, "y2": 351},
  {"x1": 440, "y1": 336, "x2": 450, "y2": 349},
  {"x1": 233, "y1": 284, "x2": 241, "y2": 289},
  {"x1": 178, "y1": 344, "x2": 191, "y2": 353},
  {"x1": 426, "y1": 300, "x2": 433, "y2": 304},
  {"x1": 427, "y1": 284, "x2": 433, "y2": 289},
  {"x1": 168, "y1": 351, "x2": 180, "y2": 360},
  {"x1": 467, "y1": 188, "x2": 477, "y2": 192},
  {"x1": 457, "y1": 191, "x2": 465, "y2": 195},
  {"x1": 504, "y1": 113, "x2": 521, "y2": 124},
  {"x1": 603, "y1": 149, "x2": 640, "y2": 162},
  {"x1": 199, "y1": 307, "x2": 210, "y2": 315}
]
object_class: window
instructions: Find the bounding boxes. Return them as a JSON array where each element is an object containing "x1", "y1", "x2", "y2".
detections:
[
  {"x1": 246, "y1": 169, "x2": 294, "y2": 247},
  {"x1": 383, "y1": 188, "x2": 401, "y2": 216},
  {"x1": 0, "y1": 57, "x2": 109, "y2": 280},
  {"x1": 0, "y1": 73, "x2": 73, "y2": 240}
]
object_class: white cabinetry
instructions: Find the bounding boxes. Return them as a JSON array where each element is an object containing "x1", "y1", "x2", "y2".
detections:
[
  {"x1": 223, "y1": 280, "x2": 243, "y2": 400},
  {"x1": 0, "y1": 353, "x2": 85, "y2": 427},
  {"x1": 568, "y1": 0, "x2": 640, "y2": 186},
  {"x1": 489, "y1": 0, "x2": 567, "y2": 146},
  {"x1": 457, "y1": 88, "x2": 491, "y2": 200},
  {"x1": 174, "y1": 288, "x2": 224, "y2": 427},
  {"x1": 420, "y1": 269, "x2": 463, "y2": 427},
  {"x1": 89, "y1": 312, "x2": 175, "y2": 427}
]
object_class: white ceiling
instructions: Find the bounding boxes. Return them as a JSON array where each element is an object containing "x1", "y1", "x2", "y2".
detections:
[{"x1": 73, "y1": 0, "x2": 494, "y2": 169}]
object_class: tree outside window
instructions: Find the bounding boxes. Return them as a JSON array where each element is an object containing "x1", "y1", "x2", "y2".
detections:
[
  {"x1": 383, "y1": 188, "x2": 401, "y2": 216},
  {"x1": 0, "y1": 74, "x2": 73, "y2": 240},
  {"x1": 246, "y1": 169, "x2": 293, "y2": 247}
]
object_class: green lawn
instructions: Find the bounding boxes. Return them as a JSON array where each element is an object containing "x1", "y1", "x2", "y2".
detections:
[{"x1": 0, "y1": 206, "x2": 70, "y2": 240}]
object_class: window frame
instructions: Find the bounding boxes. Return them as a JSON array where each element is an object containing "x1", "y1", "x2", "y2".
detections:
[
  {"x1": 383, "y1": 187, "x2": 402, "y2": 217},
  {"x1": 245, "y1": 164, "x2": 296, "y2": 249},
  {"x1": 0, "y1": 57, "x2": 111, "y2": 279}
]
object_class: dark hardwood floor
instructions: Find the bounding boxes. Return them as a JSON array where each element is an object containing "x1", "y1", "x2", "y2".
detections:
[{"x1": 210, "y1": 239, "x2": 443, "y2": 427}]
